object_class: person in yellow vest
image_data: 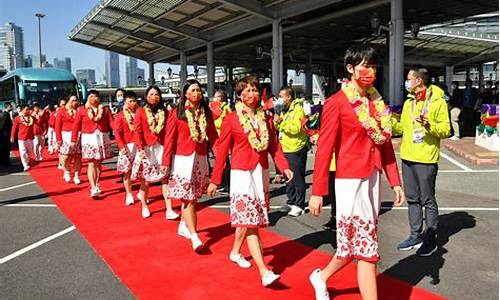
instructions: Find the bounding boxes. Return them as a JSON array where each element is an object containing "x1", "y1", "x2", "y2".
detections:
[
  {"x1": 210, "y1": 90, "x2": 232, "y2": 135},
  {"x1": 209, "y1": 90, "x2": 232, "y2": 191},
  {"x1": 393, "y1": 65, "x2": 450, "y2": 257},
  {"x1": 274, "y1": 86, "x2": 310, "y2": 217}
]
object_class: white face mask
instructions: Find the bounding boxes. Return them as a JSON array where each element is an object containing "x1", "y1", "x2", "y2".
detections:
[
  {"x1": 274, "y1": 97, "x2": 284, "y2": 107},
  {"x1": 116, "y1": 96, "x2": 124, "y2": 102}
]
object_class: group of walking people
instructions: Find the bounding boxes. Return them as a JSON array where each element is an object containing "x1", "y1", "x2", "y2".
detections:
[{"x1": 8, "y1": 44, "x2": 451, "y2": 299}]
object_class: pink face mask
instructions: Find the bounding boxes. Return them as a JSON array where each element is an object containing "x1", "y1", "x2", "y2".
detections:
[
  {"x1": 354, "y1": 67, "x2": 376, "y2": 88},
  {"x1": 241, "y1": 92, "x2": 260, "y2": 108},
  {"x1": 147, "y1": 95, "x2": 159, "y2": 105},
  {"x1": 187, "y1": 93, "x2": 201, "y2": 105}
]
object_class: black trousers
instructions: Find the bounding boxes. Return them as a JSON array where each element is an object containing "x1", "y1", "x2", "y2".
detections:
[
  {"x1": 284, "y1": 146, "x2": 308, "y2": 208},
  {"x1": 0, "y1": 132, "x2": 11, "y2": 166}
]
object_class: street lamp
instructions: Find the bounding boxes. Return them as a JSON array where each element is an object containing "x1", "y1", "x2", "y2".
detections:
[{"x1": 35, "y1": 13, "x2": 45, "y2": 68}]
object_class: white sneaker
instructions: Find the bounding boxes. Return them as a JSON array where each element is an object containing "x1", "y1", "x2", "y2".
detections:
[
  {"x1": 141, "y1": 206, "x2": 151, "y2": 218},
  {"x1": 63, "y1": 172, "x2": 71, "y2": 183},
  {"x1": 95, "y1": 185, "x2": 102, "y2": 194},
  {"x1": 125, "y1": 193, "x2": 134, "y2": 206},
  {"x1": 73, "y1": 176, "x2": 81, "y2": 185},
  {"x1": 57, "y1": 163, "x2": 63, "y2": 170},
  {"x1": 166, "y1": 210, "x2": 180, "y2": 220},
  {"x1": 229, "y1": 253, "x2": 251, "y2": 268},
  {"x1": 191, "y1": 233, "x2": 203, "y2": 251},
  {"x1": 90, "y1": 187, "x2": 99, "y2": 198},
  {"x1": 449, "y1": 136, "x2": 460, "y2": 141},
  {"x1": 178, "y1": 221, "x2": 191, "y2": 239},
  {"x1": 309, "y1": 269, "x2": 330, "y2": 300},
  {"x1": 288, "y1": 205, "x2": 304, "y2": 217},
  {"x1": 261, "y1": 271, "x2": 280, "y2": 287},
  {"x1": 23, "y1": 166, "x2": 30, "y2": 172}
]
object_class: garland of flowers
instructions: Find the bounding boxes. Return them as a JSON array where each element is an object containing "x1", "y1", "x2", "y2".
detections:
[
  {"x1": 85, "y1": 103, "x2": 104, "y2": 122},
  {"x1": 123, "y1": 108, "x2": 135, "y2": 131},
  {"x1": 66, "y1": 106, "x2": 76, "y2": 118},
  {"x1": 184, "y1": 102, "x2": 208, "y2": 143},
  {"x1": 144, "y1": 107, "x2": 165, "y2": 135},
  {"x1": 235, "y1": 101, "x2": 269, "y2": 152},
  {"x1": 342, "y1": 81, "x2": 392, "y2": 145},
  {"x1": 20, "y1": 115, "x2": 34, "y2": 126}
]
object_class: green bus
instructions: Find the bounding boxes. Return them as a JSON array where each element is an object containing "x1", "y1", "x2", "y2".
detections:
[{"x1": 0, "y1": 68, "x2": 87, "y2": 109}]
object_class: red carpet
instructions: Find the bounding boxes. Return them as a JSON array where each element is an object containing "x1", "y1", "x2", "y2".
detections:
[{"x1": 26, "y1": 152, "x2": 447, "y2": 300}]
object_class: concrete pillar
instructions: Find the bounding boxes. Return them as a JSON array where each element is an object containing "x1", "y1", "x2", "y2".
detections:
[
  {"x1": 272, "y1": 19, "x2": 283, "y2": 96},
  {"x1": 180, "y1": 51, "x2": 187, "y2": 89},
  {"x1": 148, "y1": 62, "x2": 155, "y2": 86},
  {"x1": 305, "y1": 48, "x2": 313, "y2": 99},
  {"x1": 478, "y1": 64, "x2": 484, "y2": 91},
  {"x1": 227, "y1": 65, "x2": 234, "y2": 101},
  {"x1": 207, "y1": 42, "x2": 215, "y2": 97},
  {"x1": 445, "y1": 65, "x2": 454, "y2": 94},
  {"x1": 389, "y1": 0, "x2": 404, "y2": 105}
]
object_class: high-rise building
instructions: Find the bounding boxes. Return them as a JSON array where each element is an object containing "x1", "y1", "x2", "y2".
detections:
[
  {"x1": 24, "y1": 55, "x2": 33, "y2": 68},
  {"x1": 126, "y1": 57, "x2": 138, "y2": 86},
  {"x1": 76, "y1": 69, "x2": 96, "y2": 86},
  {"x1": 0, "y1": 44, "x2": 12, "y2": 70},
  {"x1": 53, "y1": 57, "x2": 72, "y2": 72},
  {"x1": 137, "y1": 67, "x2": 145, "y2": 86},
  {"x1": 105, "y1": 51, "x2": 120, "y2": 87},
  {"x1": 0, "y1": 22, "x2": 25, "y2": 70},
  {"x1": 31, "y1": 54, "x2": 46, "y2": 68}
]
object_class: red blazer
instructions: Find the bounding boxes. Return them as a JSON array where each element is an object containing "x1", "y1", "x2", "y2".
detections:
[
  {"x1": 32, "y1": 110, "x2": 46, "y2": 136},
  {"x1": 161, "y1": 108, "x2": 219, "y2": 168},
  {"x1": 55, "y1": 108, "x2": 76, "y2": 142},
  {"x1": 311, "y1": 90, "x2": 401, "y2": 196},
  {"x1": 210, "y1": 112, "x2": 289, "y2": 185},
  {"x1": 71, "y1": 106, "x2": 114, "y2": 142},
  {"x1": 113, "y1": 110, "x2": 135, "y2": 150},
  {"x1": 48, "y1": 112, "x2": 56, "y2": 128},
  {"x1": 11, "y1": 116, "x2": 35, "y2": 141},
  {"x1": 133, "y1": 107, "x2": 167, "y2": 150}
]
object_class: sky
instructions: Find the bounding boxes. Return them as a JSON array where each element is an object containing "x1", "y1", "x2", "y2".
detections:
[{"x1": 0, "y1": 0, "x2": 180, "y2": 84}]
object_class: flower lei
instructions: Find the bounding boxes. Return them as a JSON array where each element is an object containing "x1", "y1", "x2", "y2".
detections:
[
  {"x1": 185, "y1": 102, "x2": 208, "y2": 143},
  {"x1": 144, "y1": 107, "x2": 165, "y2": 135},
  {"x1": 86, "y1": 103, "x2": 104, "y2": 122},
  {"x1": 20, "y1": 115, "x2": 34, "y2": 126},
  {"x1": 123, "y1": 108, "x2": 135, "y2": 131},
  {"x1": 66, "y1": 106, "x2": 76, "y2": 118},
  {"x1": 235, "y1": 101, "x2": 269, "y2": 152},
  {"x1": 342, "y1": 81, "x2": 392, "y2": 145}
]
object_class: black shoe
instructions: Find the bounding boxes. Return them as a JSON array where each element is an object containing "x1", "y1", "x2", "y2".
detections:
[
  {"x1": 416, "y1": 234, "x2": 437, "y2": 257},
  {"x1": 322, "y1": 219, "x2": 336, "y2": 231}
]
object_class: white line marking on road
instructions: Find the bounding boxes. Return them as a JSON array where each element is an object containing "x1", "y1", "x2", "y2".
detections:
[
  {"x1": 209, "y1": 205, "x2": 498, "y2": 211},
  {"x1": 438, "y1": 169, "x2": 498, "y2": 173},
  {"x1": 0, "y1": 181, "x2": 36, "y2": 192},
  {"x1": 440, "y1": 151, "x2": 473, "y2": 171},
  {"x1": 0, "y1": 226, "x2": 76, "y2": 264},
  {"x1": 3, "y1": 204, "x2": 57, "y2": 207}
]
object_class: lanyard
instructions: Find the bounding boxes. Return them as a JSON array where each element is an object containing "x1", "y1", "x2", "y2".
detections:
[{"x1": 411, "y1": 90, "x2": 432, "y2": 125}]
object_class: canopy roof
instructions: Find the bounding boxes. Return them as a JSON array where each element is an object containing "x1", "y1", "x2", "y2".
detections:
[{"x1": 69, "y1": 0, "x2": 498, "y2": 72}]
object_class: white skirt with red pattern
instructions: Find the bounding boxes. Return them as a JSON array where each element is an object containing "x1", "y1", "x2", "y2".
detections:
[
  {"x1": 59, "y1": 131, "x2": 82, "y2": 155},
  {"x1": 131, "y1": 142, "x2": 165, "y2": 182},
  {"x1": 166, "y1": 153, "x2": 209, "y2": 202},
  {"x1": 116, "y1": 142, "x2": 137, "y2": 173},
  {"x1": 229, "y1": 163, "x2": 270, "y2": 228},
  {"x1": 46, "y1": 127, "x2": 57, "y2": 153},
  {"x1": 335, "y1": 170, "x2": 381, "y2": 262},
  {"x1": 80, "y1": 129, "x2": 113, "y2": 160}
]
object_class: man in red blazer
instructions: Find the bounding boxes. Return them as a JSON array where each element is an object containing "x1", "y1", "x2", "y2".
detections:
[
  {"x1": 307, "y1": 44, "x2": 405, "y2": 300},
  {"x1": 10, "y1": 104, "x2": 36, "y2": 171}
]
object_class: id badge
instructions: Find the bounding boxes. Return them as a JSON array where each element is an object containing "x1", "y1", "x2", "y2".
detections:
[{"x1": 413, "y1": 128, "x2": 424, "y2": 144}]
